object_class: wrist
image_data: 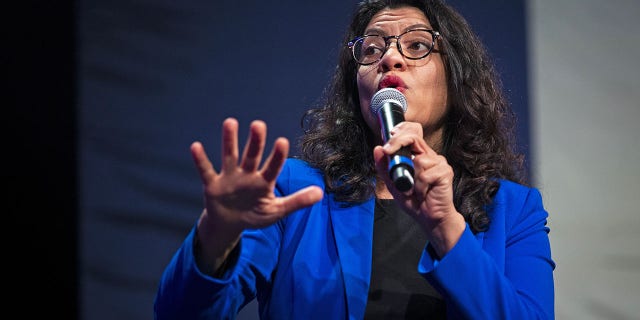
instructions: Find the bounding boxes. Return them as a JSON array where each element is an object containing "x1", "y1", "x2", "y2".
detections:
[
  {"x1": 194, "y1": 210, "x2": 242, "y2": 276},
  {"x1": 427, "y1": 213, "x2": 466, "y2": 259}
]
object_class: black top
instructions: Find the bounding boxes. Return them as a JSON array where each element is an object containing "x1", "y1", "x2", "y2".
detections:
[{"x1": 364, "y1": 199, "x2": 446, "y2": 319}]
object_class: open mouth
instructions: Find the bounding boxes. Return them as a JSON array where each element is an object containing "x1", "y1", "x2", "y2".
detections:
[{"x1": 378, "y1": 75, "x2": 406, "y2": 93}]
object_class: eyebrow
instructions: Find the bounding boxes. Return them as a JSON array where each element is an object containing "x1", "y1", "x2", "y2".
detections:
[{"x1": 364, "y1": 23, "x2": 432, "y2": 35}]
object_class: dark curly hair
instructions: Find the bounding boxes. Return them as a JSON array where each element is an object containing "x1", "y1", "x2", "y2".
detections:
[{"x1": 297, "y1": 0, "x2": 525, "y2": 233}]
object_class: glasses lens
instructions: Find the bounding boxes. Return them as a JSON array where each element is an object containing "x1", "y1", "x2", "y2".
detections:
[
  {"x1": 399, "y1": 30, "x2": 435, "y2": 59},
  {"x1": 353, "y1": 36, "x2": 385, "y2": 65},
  {"x1": 350, "y1": 30, "x2": 437, "y2": 65}
]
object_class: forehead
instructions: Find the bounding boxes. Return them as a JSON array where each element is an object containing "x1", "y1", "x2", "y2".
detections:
[{"x1": 366, "y1": 6, "x2": 431, "y2": 32}]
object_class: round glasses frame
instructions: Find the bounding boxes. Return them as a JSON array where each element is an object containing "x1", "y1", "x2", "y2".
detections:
[{"x1": 347, "y1": 29, "x2": 441, "y2": 66}]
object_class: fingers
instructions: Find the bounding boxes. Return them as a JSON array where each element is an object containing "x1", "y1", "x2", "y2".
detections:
[
  {"x1": 374, "y1": 121, "x2": 453, "y2": 203},
  {"x1": 222, "y1": 118, "x2": 284, "y2": 179},
  {"x1": 221, "y1": 118, "x2": 240, "y2": 172},
  {"x1": 412, "y1": 154, "x2": 440, "y2": 202},
  {"x1": 240, "y1": 120, "x2": 267, "y2": 172},
  {"x1": 373, "y1": 145, "x2": 393, "y2": 186},
  {"x1": 261, "y1": 137, "x2": 289, "y2": 182},
  {"x1": 207, "y1": 117, "x2": 288, "y2": 182},
  {"x1": 191, "y1": 141, "x2": 216, "y2": 185},
  {"x1": 381, "y1": 122, "x2": 428, "y2": 156}
]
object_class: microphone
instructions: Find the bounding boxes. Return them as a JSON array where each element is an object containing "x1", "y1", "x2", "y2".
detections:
[{"x1": 369, "y1": 88, "x2": 415, "y2": 192}]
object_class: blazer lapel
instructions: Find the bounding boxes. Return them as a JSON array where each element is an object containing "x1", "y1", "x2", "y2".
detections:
[{"x1": 328, "y1": 195, "x2": 375, "y2": 319}]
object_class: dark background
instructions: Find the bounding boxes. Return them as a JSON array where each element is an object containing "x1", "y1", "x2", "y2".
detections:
[
  {"x1": 7, "y1": 0, "x2": 77, "y2": 318},
  {"x1": 8, "y1": 1, "x2": 527, "y2": 318}
]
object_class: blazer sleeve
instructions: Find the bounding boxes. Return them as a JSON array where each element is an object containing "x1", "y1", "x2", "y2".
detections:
[
  {"x1": 153, "y1": 159, "x2": 317, "y2": 319},
  {"x1": 153, "y1": 221, "x2": 283, "y2": 320},
  {"x1": 418, "y1": 185, "x2": 555, "y2": 319}
]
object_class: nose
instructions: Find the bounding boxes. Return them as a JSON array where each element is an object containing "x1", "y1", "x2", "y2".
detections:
[{"x1": 378, "y1": 41, "x2": 406, "y2": 71}]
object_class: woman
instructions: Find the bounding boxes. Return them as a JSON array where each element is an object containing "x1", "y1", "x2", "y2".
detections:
[{"x1": 154, "y1": 0, "x2": 555, "y2": 319}]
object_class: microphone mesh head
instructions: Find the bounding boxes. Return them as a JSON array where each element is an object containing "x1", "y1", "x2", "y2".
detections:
[{"x1": 369, "y1": 88, "x2": 408, "y2": 115}]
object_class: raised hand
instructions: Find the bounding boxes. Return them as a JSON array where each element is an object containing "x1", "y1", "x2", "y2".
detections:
[{"x1": 192, "y1": 118, "x2": 323, "y2": 274}]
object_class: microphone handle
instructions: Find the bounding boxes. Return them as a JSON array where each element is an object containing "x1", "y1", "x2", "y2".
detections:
[
  {"x1": 377, "y1": 102, "x2": 415, "y2": 192},
  {"x1": 389, "y1": 149, "x2": 414, "y2": 192}
]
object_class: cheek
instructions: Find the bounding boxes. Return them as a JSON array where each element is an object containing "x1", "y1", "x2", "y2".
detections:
[
  {"x1": 356, "y1": 67, "x2": 377, "y2": 101},
  {"x1": 356, "y1": 71, "x2": 374, "y2": 124},
  {"x1": 432, "y1": 61, "x2": 449, "y2": 104},
  {"x1": 360, "y1": 100, "x2": 378, "y2": 133},
  {"x1": 421, "y1": 65, "x2": 448, "y2": 109},
  {"x1": 432, "y1": 74, "x2": 449, "y2": 116}
]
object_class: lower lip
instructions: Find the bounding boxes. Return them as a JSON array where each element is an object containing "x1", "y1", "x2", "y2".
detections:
[{"x1": 377, "y1": 87, "x2": 406, "y2": 93}]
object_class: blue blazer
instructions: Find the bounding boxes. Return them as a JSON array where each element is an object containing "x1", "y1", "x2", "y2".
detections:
[{"x1": 155, "y1": 159, "x2": 555, "y2": 319}]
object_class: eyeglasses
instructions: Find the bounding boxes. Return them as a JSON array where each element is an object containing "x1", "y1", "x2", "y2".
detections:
[{"x1": 347, "y1": 29, "x2": 441, "y2": 65}]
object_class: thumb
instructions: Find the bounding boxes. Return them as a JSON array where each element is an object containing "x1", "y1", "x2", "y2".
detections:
[{"x1": 279, "y1": 185, "x2": 324, "y2": 216}]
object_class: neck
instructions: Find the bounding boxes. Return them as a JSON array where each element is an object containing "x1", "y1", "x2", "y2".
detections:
[
  {"x1": 375, "y1": 180, "x2": 394, "y2": 199},
  {"x1": 425, "y1": 125, "x2": 445, "y2": 153}
]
